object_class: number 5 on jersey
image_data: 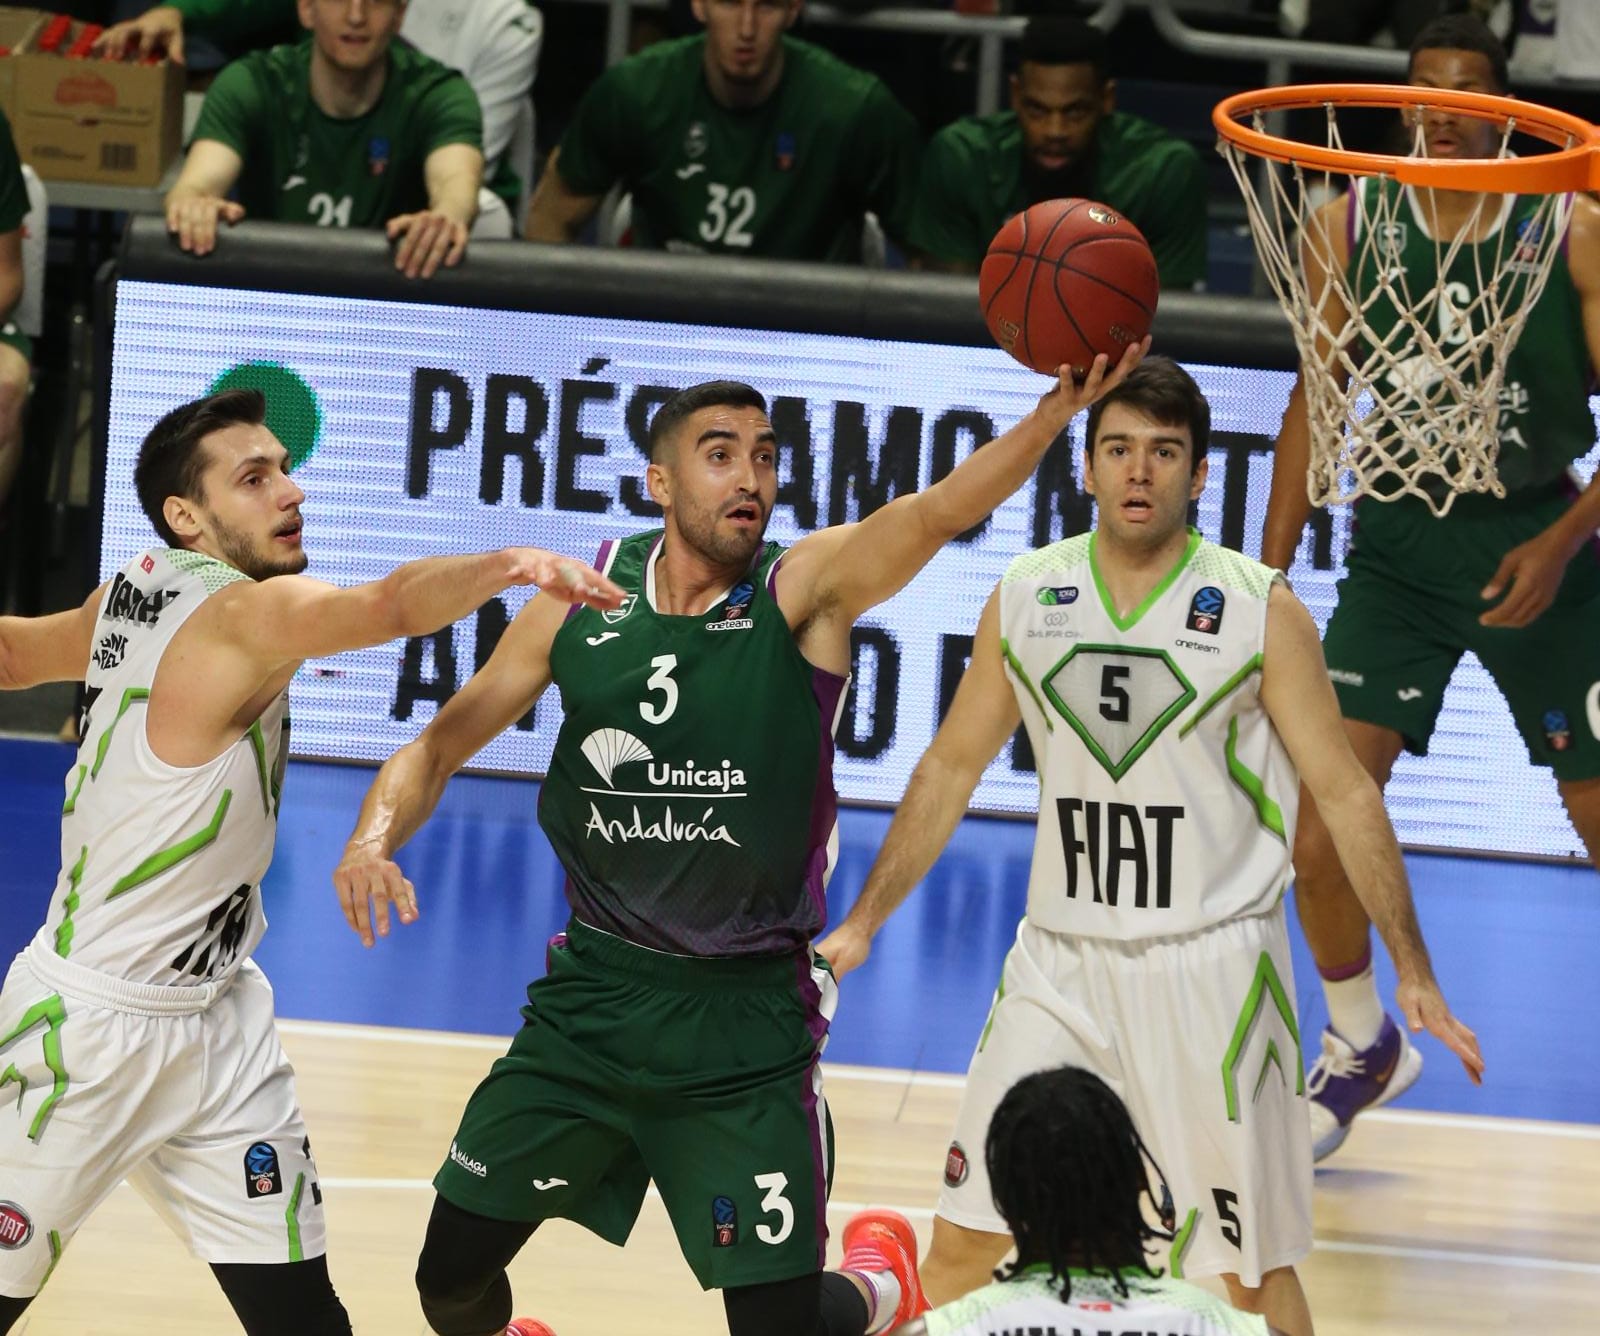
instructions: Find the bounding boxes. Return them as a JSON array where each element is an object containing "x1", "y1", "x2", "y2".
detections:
[{"x1": 640, "y1": 654, "x2": 679, "y2": 725}]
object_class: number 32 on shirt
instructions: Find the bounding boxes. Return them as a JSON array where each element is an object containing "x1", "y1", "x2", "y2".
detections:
[{"x1": 698, "y1": 182, "x2": 757, "y2": 248}]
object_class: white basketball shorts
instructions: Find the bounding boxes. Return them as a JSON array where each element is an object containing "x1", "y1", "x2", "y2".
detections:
[
  {"x1": 0, "y1": 941, "x2": 326, "y2": 1297},
  {"x1": 937, "y1": 907, "x2": 1312, "y2": 1287}
]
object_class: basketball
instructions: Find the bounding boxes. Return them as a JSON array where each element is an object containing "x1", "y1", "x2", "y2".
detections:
[{"x1": 979, "y1": 198, "x2": 1159, "y2": 376}]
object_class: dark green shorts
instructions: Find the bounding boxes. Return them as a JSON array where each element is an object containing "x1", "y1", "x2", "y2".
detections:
[
  {"x1": 0, "y1": 321, "x2": 30, "y2": 362},
  {"x1": 434, "y1": 919, "x2": 838, "y2": 1290},
  {"x1": 1323, "y1": 485, "x2": 1600, "y2": 779}
]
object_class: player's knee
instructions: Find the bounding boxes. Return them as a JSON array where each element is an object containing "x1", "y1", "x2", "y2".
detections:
[
  {"x1": 211, "y1": 1258, "x2": 352, "y2": 1336},
  {"x1": 1290, "y1": 815, "x2": 1341, "y2": 895},
  {"x1": 0, "y1": 349, "x2": 28, "y2": 431}
]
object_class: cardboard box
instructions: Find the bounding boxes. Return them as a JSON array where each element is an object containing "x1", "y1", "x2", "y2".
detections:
[
  {"x1": 0, "y1": 8, "x2": 50, "y2": 125},
  {"x1": 9, "y1": 13, "x2": 182, "y2": 187}
]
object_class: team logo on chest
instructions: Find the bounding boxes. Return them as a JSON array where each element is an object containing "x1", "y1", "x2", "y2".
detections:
[
  {"x1": 774, "y1": 131, "x2": 796, "y2": 172},
  {"x1": 708, "y1": 579, "x2": 754, "y2": 632},
  {"x1": 684, "y1": 121, "x2": 708, "y2": 160},
  {"x1": 1186, "y1": 586, "x2": 1225, "y2": 634},
  {"x1": 603, "y1": 593, "x2": 638, "y2": 625}
]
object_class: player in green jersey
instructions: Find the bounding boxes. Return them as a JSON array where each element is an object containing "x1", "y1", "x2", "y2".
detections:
[
  {"x1": 1261, "y1": 14, "x2": 1600, "y2": 1161},
  {"x1": 333, "y1": 343, "x2": 1146, "y2": 1336},
  {"x1": 0, "y1": 110, "x2": 31, "y2": 520},
  {"x1": 525, "y1": 0, "x2": 921, "y2": 262},
  {"x1": 908, "y1": 16, "x2": 1206, "y2": 288},
  {"x1": 165, "y1": 0, "x2": 484, "y2": 279},
  {"x1": 890, "y1": 1067, "x2": 1279, "y2": 1336}
]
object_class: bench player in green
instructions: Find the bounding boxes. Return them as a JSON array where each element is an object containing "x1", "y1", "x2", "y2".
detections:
[
  {"x1": 0, "y1": 109, "x2": 30, "y2": 521},
  {"x1": 0, "y1": 387, "x2": 621, "y2": 1333},
  {"x1": 1261, "y1": 14, "x2": 1600, "y2": 1161},
  {"x1": 166, "y1": 0, "x2": 484, "y2": 280},
  {"x1": 819, "y1": 359, "x2": 1482, "y2": 1336},
  {"x1": 908, "y1": 16, "x2": 1206, "y2": 289},
  {"x1": 332, "y1": 343, "x2": 1146, "y2": 1336},
  {"x1": 525, "y1": 0, "x2": 921, "y2": 261},
  {"x1": 890, "y1": 1068, "x2": 1280, "y2": 1336}
]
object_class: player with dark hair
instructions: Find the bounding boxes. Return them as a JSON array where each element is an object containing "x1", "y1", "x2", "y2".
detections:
[
  {"x1": 0, "y1": 388, "x2": 621, "y2": 1334},
  {"x1": 525, "y1": 0, "x2": 921, "y2": 262},
  {"x1": 821, "y1": 357, "x2": 1481, "y2": 1336},
  {"x1": 1262, "y1": 11, "x2": 1600, "y2": 1160},
  {"x1": 334, "y1": 347, "x2": 1146, "y2": 1336},
  {"x1": 909, "y1": 15, "x2": 1206, "y2": 286},
  {"x1": 890, "y1": 1067, "x2": 1280, "y2": 1336}
]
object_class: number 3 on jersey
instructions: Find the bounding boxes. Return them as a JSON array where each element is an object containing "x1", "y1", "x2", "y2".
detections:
[
  {"x1": 640, "y1": 654, "x2": 679, "y2": 724},
  {"x1": 699, "y1": 183, "x2": 757, "y2": 247}
]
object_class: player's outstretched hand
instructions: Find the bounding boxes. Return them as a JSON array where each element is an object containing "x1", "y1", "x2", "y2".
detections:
[
  {"x1": 1034, "y1": 336, "x2": 1150, "y2": 434},
  {"x1": 504, "y1": 549, "x2": 626, "y2": 610},
  {"x1": 387, "y1": 210, "x2": 469, "y2": 279},
  {"x1": 333, "y1": 843, "x2": 419, "y2": 948},
  {"x1": 812, "y1": 923, "x2": 871, "y2": 981},
  {"x1": 1397, "y1": 977, "x2": 1484, "y2": 1085},
  {"x1": 1478, "y1": 529, "x2": 1572, "y2": 628},
  {"x1": 166, "y1": 196, "x2": 245, "y2": 256},
  {"x1": 93, "y1": 5, "x2": 185, "y2": 62}
]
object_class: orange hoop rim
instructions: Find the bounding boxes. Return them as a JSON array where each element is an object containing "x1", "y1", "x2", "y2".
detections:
[{"x1": 1214, "y1": 83, "x2": 1600, "y2": 193}]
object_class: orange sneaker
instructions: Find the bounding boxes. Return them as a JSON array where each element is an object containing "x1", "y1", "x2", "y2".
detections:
[
  {"x1": 840, "y1": 1208, "x2": 930, "y2": 1327},
  {"x1": 506, "y1": 1321, "x2": 557, "y2": 1336}
]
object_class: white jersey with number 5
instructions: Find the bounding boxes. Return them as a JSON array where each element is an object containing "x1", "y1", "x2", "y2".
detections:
[
  {"x1": 1000, "y1": 530, "x2": 1295, "y2": 940},
  {"x1": 37, "y1": 549, "x2": 287, "y2": 986}
]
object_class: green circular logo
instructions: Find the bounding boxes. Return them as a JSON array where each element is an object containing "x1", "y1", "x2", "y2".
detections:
[{"x1": 208, "y1": 362, "x2": 323, "y2": 470}]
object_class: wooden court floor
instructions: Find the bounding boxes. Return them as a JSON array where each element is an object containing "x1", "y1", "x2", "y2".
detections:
[{"x1": 15, "y1": 1020, "x2": 1599, "y2": 1335}]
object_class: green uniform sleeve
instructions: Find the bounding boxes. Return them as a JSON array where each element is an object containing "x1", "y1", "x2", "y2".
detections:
[
  {"x1": 0, "y1": 111, "x2": 27, "y2": 234},
  {"x1": 1141, "y1": 142, "x2": 1208, "y2": 290},
  {"x1": 844, "y1": 81, "x2": 922, "y2": 247},
  {"x1": 554, "y1": 65, "x2": 637, "y2": 196},
  {"x1": 188, "y1": 54, "x2": 265, "y2": 156},
  {"x1": 906, "y1": 126, "x2": 989, "y2": 265},
  {"x1": 171, "y1": 0, "x2": 293, "y2": 44},
  {"x1": 417, "y1": 71, "x2": 484, "y2": 156}
]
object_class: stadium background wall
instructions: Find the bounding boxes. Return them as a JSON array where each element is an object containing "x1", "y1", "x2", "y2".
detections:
[{"x1": 91, "y1": 218, "x2": 1599, "y2": 860}]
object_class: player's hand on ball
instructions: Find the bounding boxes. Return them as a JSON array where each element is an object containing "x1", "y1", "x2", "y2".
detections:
[
  {"x1": 1397, "y1": 977, "x2": 1485, "y2": 1085},
  {"x1": 333, "y1": 842, "x2": 419, "y2": 948},
  {"x1": 1034, "y1": 336, "x2": 1150, "y2": 433},
  {"x1": 505, "y1": 549, "x2": 626, "y2": 610}
]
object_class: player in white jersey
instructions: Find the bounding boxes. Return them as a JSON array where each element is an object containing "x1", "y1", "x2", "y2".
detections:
[
  {"x1": 890, "y1": 1066, "x2": 1278, "y2": 1336},
  {"x1": 0, "y1": 388, "x2": 621, "y2": 1334},
  {"x1": 819, "y1": 358, "x2": 1484, "y2": 1336}
]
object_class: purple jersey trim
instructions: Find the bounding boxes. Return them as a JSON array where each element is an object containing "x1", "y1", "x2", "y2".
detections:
[
  {"x1": 804, "y1": 667, "x2": 848, "y2": 933},
  {"x1": 565, "y1": 538, "x2": 618, "y2": 622},
  {"x1": 793, "y1": 955, "x2": 831, "y2": 1270}
]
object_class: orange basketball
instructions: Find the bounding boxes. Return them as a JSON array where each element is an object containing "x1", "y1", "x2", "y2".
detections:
[{"x1": 979, "y1": 198, "x2": 1158, "y2": 376}]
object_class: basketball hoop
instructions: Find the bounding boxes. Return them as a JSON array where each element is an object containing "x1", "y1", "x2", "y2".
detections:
[{"x1": 1214, "y1": 85, "x2": 1600, "y2": 515}]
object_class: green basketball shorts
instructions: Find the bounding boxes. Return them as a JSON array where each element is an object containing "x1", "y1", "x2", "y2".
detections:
[
  {"x1": 1321, "y1": 484, "x2": 1600, "y2": 780},
  {"x1": 0, "y1": 321, "x2": 31, "y2": 363},
  {"x1": 433, "y1": 918, "x2": 838, "y2": 1290}
]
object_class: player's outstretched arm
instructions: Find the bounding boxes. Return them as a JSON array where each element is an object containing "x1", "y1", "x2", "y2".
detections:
[
  {"x1": 0, "y1": 585, "x2": 106, "y2": 690},
  {"x1": 1260, "y1": 583, "x2": 1484, "y2": 1083},
  {"x1": 1261, "y1": 194, "x2": 1352, "y2": 573},
  {"x1": 782, "y1": 341, "x2": 1146, "y2": 628},
  {"x1": 816, "y1": 589, "x2": 1021, "y2": 978},
  {"x1": 165, "y1": 140, "x2": 246, "y2": 257},
  {"x1": 334, "y1": 591, "x2": 571, "y2": 946},
  {"x1": 388, "y1": 143, "x2": 485, "y2": 280},
  {"x1": 223, "y1": 546, "x2": 619, "y2": 672}
]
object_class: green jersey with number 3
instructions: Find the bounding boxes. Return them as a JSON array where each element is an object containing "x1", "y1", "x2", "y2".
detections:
[
  {"x1": 539, "y1": 532, "x2": 849, "y2": 957},
  {"x1": 191, "y1": 40, "x2": 482, "y2": 230},
  {"x1": 555, "y1": 35, "x2": 921, "y2": 262}
]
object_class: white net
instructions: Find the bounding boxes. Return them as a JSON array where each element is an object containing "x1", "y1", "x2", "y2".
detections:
[{"x1": 1220, "y1": 103, "x2": 1577, "y2": 516}]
